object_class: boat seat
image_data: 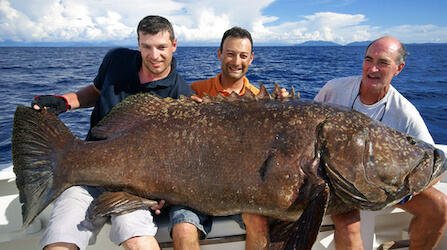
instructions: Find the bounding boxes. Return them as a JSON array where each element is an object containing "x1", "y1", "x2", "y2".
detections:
[
  {"x1": 361, "y1": 181, "x2": 447, "y2": 249},
  {"x1": 377, "y1": 239, "x2": 410, "y2": 250}
]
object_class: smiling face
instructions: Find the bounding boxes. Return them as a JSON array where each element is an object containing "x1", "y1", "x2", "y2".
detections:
[
  {"x1": 138, "y1": 31, "x2": 177, "y2": 82},
  {"x1": 218, "y1": 36, "x2": 254, "y2": 83},
  {"x1": 361, "y1": 37, "x2": 405, "y2": 95}
]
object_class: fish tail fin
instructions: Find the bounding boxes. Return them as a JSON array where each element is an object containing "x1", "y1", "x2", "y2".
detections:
[{"x1": 12, "y1": 105, "x2": 77, "y2": 228}]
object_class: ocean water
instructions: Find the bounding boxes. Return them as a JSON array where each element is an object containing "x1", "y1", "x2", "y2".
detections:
[{"x1": 1, "y1": 45, "x2": 446, "y2": 165}]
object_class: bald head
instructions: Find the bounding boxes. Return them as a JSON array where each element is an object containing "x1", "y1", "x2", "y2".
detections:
[{"x1": 366, "y1": 36, "x2": 409, "y2": 64}]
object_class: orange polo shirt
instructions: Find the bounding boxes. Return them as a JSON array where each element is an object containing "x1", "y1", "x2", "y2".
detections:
[{"x1": 191, "y1": 73, "x2": 260, "y2": 97}]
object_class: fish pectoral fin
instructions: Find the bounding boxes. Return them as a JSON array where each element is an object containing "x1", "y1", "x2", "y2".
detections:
[
  {"x1": 270, "y1": 182, "x2": 329, "y2": 250},
  {"x1": 90, "y1": 191, "x2": 158, "y2": 219}
]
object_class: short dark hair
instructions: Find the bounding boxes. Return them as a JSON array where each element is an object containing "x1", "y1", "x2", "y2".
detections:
[
  {"x1": 137, "y1": 15, "x2": 175, "y2": 43},
  {"x1": 220, "y1": 27, "x2": 253, "y2": 53}
]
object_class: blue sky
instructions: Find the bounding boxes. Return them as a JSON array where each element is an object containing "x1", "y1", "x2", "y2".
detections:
[
  {"x1": 1, "y1": 0, "x2": 446, "y2": 46},
  {"x1": 264, "y1": 0, "x2": 444, "y2": 27}
]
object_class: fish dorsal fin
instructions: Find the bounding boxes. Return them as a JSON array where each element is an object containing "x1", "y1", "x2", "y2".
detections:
[
  {"x1": 289, "y1": 86, "x2": 295, "y2": 98},
  {"x1": 90, "y1": 94, "x2": 192, "y2": 140},
  {"x1": 227, "y1": 91, "x2": 241, "y2": 101},
  {"x1": 242, "y1": 87, "x2": 256, "y2": 100},
  {"x1": 289, "y1": 86, "x2": 300, "y2": 99},
  {"x1": 271, "y1": 82, "x2": 282, "y2": 99},
  {"x1": 257, "y1": 83, "x2": 271, "y2": 99},
  {"x1": 201, "y1": 93, "x2": 214, "y2": 103},
  {"x1": 90, "y1": 84, "x2": 297, "y2": 141},
  {"x1": 214, "y1": 93, "x2": 228, "y2": 102}
]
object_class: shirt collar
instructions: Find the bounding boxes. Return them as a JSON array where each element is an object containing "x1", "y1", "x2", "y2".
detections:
[
  {"x1": 140, "y1": 57, "x2": 178, "y2": 88},
  {"x1": 214, "y1": 73, "x2": 249, "y2": 96}
]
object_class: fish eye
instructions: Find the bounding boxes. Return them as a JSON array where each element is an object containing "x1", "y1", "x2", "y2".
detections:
[{"x1": 407, "y1": 136, "x2": 417, "y2": 145}]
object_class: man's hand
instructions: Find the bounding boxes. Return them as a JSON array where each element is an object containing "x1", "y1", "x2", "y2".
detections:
[
  {"x1": 190, "y1": 94, "x2": 203, "y2": 103},
  {"x1": 151, "y1": 200, "x2": 165, "y2": 215},
  {"x1": 277, "y1": 88, "x2": 289, "y2": 98},
  {"x1": 271, "y1": 83, "x2": 291, "y2": 99},
  {"x1": 31, "y1": 95, "x2": 70, "y2": 115}
]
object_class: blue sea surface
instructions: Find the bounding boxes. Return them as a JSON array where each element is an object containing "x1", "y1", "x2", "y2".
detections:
[{"x1": 1, "y1": 45, "x2": 446, "y2": 165}]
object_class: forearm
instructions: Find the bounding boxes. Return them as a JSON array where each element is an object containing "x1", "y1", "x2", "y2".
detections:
[{"x1": 63, "y1": 85, "x2": 100, "y2": 110}]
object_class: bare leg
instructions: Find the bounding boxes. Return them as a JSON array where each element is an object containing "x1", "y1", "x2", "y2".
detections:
[
  {"x1": 43, "y1": 243, "x2": 78, "y2": 250},
  {"x1": 396, "y1": 187, "x2": 447, "y2": 250},
  {"x1": 242, "y1": 213, "x2": 269, "y2": 250},
  {"x1": 171, "y1": 222, "x2": 200, "y2": 250},
  {"x1": 331, "y1": 209, "x2": 364, "y2": 250},
  {"x1": 121, "y1": 236, "x2": 160, "y2": 250}
]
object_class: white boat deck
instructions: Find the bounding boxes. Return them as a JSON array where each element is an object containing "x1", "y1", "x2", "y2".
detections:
[{"x1": 1, "y1": 145, "x2": 446, "y2": 249}]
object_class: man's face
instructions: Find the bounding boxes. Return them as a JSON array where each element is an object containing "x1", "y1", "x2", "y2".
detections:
[
  {"x1": 138, "y1": 31, "x2": 177, "y2": 79},
  {"x1": 362, "y1": 39, "x2": 404, "y2": 92},
  {"x1": 218, "y1": 36, "x2": 253, "y2": 81}
]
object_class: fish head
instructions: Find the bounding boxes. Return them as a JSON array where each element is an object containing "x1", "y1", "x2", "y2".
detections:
[{"x1": 320, "y1": 110, "x2": 447, "y2": 210}]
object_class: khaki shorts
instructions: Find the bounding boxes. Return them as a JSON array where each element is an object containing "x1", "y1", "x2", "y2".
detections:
[{"x1": 39, "y1": 186, "x2": 157, "y2": 250}]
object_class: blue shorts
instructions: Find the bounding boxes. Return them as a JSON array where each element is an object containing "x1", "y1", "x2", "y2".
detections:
[
  {"x1": 168, "y1": 206, "x2": 246, "y2": 239},
  {"x1": 39, "y1": 186, "x2": 157, "y2": 250},
  {"x1": 168, "y1": 205, "x2": 213, "y2": 239},
  {"x1": 231, "y1": 214, "x2": 246, "y2": 230}
]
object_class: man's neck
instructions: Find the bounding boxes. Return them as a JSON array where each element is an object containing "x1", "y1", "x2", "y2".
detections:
[
  {"x1": 138, "y1": 65, "x2": 171, "y2": 84},
  {"x1": 220, "y1": 74, "x2": 245, "y2": 94},
  {"x1": 359, "y1": 83, "x2": 390, "y2": 105}
]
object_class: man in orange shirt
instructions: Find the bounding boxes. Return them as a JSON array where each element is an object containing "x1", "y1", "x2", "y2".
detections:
[
  {"x1": 170, "y1": 27, "x2": 288, "y2": 250},
  {"x1": 191, "y1": 27, "x2": 260, "y2": 98}
]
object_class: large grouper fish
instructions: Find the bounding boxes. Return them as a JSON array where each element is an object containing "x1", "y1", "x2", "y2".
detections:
[{"x1": 12, "y1": 85, "x2": 447, "y2": 249}]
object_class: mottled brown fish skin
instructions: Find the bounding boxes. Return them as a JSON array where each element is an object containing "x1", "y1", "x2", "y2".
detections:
[
  {"x1": 12, "y1": 91, "x2": 446, "y2": 246},
  {"x1": 75, "y1": 96, "x2": 330, "y2": 220}
]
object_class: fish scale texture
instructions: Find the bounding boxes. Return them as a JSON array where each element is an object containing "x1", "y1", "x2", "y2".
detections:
[{"x1": 12, "y1": 92, "x2": 446, "y2": 249}]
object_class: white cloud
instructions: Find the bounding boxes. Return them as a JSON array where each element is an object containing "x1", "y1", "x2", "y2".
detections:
[
  {"x1": 0, "y1": 0, "x2": 37, "y2": 42},
  {"x1": 258, "y1": 12, "x2": 372, "y2": 44},
  {"x1": 0, "y1": 0, "x2": 446, "y2": 45},
  {"x1": 0, "y1": 0, "x2": 185, "y2": 43},
  {"x1": 173, "y1": 0, "x2": 276, "y2": 43},
  {"x1": 173, "y1": 7, "x2": 231, "y2": 42}
]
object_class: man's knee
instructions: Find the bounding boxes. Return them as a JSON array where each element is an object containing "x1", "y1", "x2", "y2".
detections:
[
  {"x1": 121, "y1": 236, "x2": 160, "y2": 250},
  {"x1": 172, "y1": 222, "x2": 200, "y2": 240},
  {"x1": 427, "y1": 192, "x2": 447, "y2": 224},
  {"x1": 403, "y1": 188, "x2": 447, "y2": 223},
  {"x1": 171, "y1": 223, "x2": 201, "y2": 250},
  {"x1": 331, "y1": 210, "x2": 361, "y2": 234},
  {"x1": 43, "y1": 242, "x2": 79, "y2": 250},
  {"x1": 242, "y1": 214, "x2": 269, "y2": 232}
]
